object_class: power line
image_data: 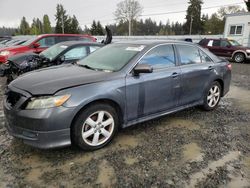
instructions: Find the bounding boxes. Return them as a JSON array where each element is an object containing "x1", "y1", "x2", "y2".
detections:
[
  {"x1": 79, "y1": 2, "x2": 245, "y2": 26},
  {"x1": 140, "y1": 2, "x2": 244, "y2": 17}
]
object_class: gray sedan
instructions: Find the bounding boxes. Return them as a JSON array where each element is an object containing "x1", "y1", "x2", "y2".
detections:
[{"x1": 3, "y1": 40, "x2": 231, "y2": 150}]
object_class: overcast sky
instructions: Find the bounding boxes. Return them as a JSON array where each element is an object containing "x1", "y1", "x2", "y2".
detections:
[{"x1": 0, "y1": 0, "x2": 246, "y2": 28}]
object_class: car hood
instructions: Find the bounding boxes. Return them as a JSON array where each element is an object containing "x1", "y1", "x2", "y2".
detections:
[
  {"x1": 0, "y1": 45, "x2": 28, "y2": 52},
  {"x1": 10, "y1": 64, "x2": 112, "y2": 95}
]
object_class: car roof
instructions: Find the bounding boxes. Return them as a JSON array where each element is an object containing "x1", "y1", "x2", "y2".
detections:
[
  {"x1": 57, "y1": 41, "x2": 104, "y2": 46},
  {"x1": 115, "y1": 40, "x2": 198, "y2": 46},
  {"x1": 37, "y1": 34, "x2": 94, "y2": 38}
]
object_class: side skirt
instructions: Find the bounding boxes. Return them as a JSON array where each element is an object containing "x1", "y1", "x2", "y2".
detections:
[{"x1": 122, "y1": 101, "x2": 203, "y2": 128}]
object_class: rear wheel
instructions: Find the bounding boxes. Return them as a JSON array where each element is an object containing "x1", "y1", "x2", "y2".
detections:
[
  {"x1": 72, "y1": 103, "x2": 119, "y2": 150},
  {"x1": 202, "y1": 81, "x2": 221, "y2": 111},
  {"x1": 233, "y1": 52, "x2": 245, "y2": 63}
]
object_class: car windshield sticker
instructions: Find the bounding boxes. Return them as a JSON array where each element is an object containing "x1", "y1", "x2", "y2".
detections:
[
  {"x1": 126, "y1": 45, "x2": 145, "y2": 51},
  {"x1": 60, "y1": 45, "x2": 68, "y2": 49}
]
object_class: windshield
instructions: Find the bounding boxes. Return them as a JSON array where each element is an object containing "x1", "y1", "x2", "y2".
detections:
[
  {"x1": 78, "y1": 43, "x2": 144, "y2": 72},
  {"x1": 229, "y1": 40, "x2": 241, "y2": 46},
  {"x1": 20, "y1": 37, "x2": 37, "y2": 46},
  {"x1": 40, "y1": 43, "x2": 68, "y2": 61}
]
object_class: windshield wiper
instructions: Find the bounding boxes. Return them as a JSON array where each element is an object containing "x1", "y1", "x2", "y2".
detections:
[{"x1": 77, "y1": 64, "x2": 98, "y2": 71}]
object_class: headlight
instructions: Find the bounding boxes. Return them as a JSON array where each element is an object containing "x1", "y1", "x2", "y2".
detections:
[
  {"x1": 246, "y1": 49, "x2": 250, "y2": 53},
  {"x1": 0, "y1": 50, "x2": 10, "y2": 56},
  {"x1": 25, "y1": 94, "x2": 71, "y2": 109}
]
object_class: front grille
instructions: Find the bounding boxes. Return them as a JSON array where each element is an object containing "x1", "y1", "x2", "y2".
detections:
[{"x1": 6, "y1": 91, "x2": 22, "y2": 107}]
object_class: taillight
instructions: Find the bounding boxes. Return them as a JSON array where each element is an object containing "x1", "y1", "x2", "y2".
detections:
[{"x1": 227, "y1": 64, "x2": 232, "y2": 70}]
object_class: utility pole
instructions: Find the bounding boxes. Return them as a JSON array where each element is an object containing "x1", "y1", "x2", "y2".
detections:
[
  {"x1": 189, "y1": 15, "x2": 193, "y2": 35},
  {"x1": 61, "y1": 14, "x2": 65, "y2": 34},
  {"x1": 128, "y1": 18, "x2": 131, "y2": 36}
]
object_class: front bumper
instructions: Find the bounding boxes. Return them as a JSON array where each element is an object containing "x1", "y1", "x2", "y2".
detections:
[
  {"x1": 3, "y1": 87, "x2": 76, "y2": 149},
  {"x1": 5, "y1": 122, "x2": 71, "y2": 149}
]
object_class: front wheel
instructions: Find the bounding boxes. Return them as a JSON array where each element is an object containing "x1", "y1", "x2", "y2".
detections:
[
  {"x1": 233, "y1": 53, "x2": 245, "y2": 63},
  {"x1": 202, "y1": 81, "x2": 221, "y2": 111},
  {"x1": 72, "y1": 103, "x2": 119, "y2": 150}
]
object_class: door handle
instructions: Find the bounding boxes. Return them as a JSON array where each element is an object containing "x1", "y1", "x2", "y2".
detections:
[
  {"x1": 171, "y1": 72, "x2": 179, "y2": 78},
  {"x1": 208, "y1": 66, "x2": 214, "y2": 70}
]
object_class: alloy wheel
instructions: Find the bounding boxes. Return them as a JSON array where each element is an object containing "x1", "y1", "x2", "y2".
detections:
[
  {"x1": 207, "y1": 85, "x2": 220, "y2": 108},
  {"x1": 234, "y1": 53, "x2": 244, "y2": 63},
  {"x1": 81, "y1": 111, "x2": 114, "y2": 146}
]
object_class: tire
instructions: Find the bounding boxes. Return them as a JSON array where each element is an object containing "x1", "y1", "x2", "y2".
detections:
[
  {"x1": 233, "y1": 52, "x2": 245, "y2": 63},
  {"x1": 72, "y1": 103, "x2": 119, "y2": 151},
  {"x1": 201, "y1": 81, "x2": 222, "y2": 111}
]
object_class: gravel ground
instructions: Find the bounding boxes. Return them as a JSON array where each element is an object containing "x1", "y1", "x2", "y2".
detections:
[{"x1": 0, "y1": 63, "x2": 250, "y2": 188}]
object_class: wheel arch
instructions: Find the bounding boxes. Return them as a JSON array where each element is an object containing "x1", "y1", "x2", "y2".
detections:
[
  {"x1": 232, "y1": 50, "x2": 246, "y2": 59},
  {"x1": 214, "y1": 78, "x2": 224, "y2": 97},
  {"x1": 70, "y1": 98, "x2": 124, "y2": 133}
]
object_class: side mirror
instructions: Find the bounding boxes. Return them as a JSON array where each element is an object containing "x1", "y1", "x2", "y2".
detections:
[
  {"x1": 33, "y1": 43, "x2": 40, "y2": 48},
  {"x1": 58, "y1": 55, "x2": 65, "y2": 63},
  {"x1": 226, "y1": 44, "x2": 231, "y2": 48},
  {"x1": 133, "y1": 64, "x2": 153, "y2": 76}
]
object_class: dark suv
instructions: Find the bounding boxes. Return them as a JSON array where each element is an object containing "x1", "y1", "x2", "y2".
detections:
[{"x1": 199, "y1": 38, "x2": 250, "y2": 63}]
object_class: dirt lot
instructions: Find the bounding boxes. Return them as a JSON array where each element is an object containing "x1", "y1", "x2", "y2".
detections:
[{"x1": 0, "y1": 63, "x2": 250, "y2": 188}]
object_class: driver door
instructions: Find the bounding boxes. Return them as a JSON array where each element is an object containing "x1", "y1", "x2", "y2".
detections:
[{"x1": 125, "y1": 44, "x2": 181, "y2": 121}]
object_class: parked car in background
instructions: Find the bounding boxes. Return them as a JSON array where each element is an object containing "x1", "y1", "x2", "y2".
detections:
[
  {"x1": 198, "y1": 38, "x2": 250, "y2": 63},
  {"x1": 0, "y1": 34, "x2": 96, "y2": 63},
  {"x1": 0, "y1": 41, "x2": 103, "y2": 82},
  {"x1": 0, "y1": 36, "x2": 34, "y2": 48},
  {"x1": 0, "y1": 36, "x2": 11, "y2": 42},
  {"x1": 4, "y1": 41, "x2": 231, "y2": 150}
]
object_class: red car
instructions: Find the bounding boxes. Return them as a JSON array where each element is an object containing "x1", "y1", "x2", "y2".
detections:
[
  {"x1": 0, "y1": 34, "x2": 96, "y2": 63},
  {"x1": 199, "y1": 38, "x2": 250, "y2": 63}
]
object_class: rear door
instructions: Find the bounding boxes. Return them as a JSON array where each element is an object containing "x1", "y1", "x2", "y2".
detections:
[
  {"x1": 207, "y1": 39, "x2": 221, "y2": 56},
  {"x1": 125, "y1": 44, "x2": 181, "y2": 121},
  {"x1": 176, "y1": 44, "x2": 215, "y2": 105}
]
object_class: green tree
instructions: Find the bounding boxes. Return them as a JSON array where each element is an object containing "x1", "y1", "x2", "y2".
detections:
[
  {"x1": 96, "y1": 21, "x2": 104, "y2": 35},
  {"x1": 43, "y1": 15, "x2": 52, "y2": 33},
  {"x1": 55, "y1": 4, "x2": 71, "y2": 33},
  {"x1": 90, "y1": 20, "x2": 98, "y2": 35},
  {"x1": 69, "y1": 15, "x2": 81, "y2": 34},
  {"x1": 246, "y1": 0, "x2": 250, "y2": 11},
  {"x1": 204, "y1": 13, "x2": 224, "y2": 34},
  {"x1": 19, "y1": 17, "x2": 30, "y2": 35},
  {"x1": 30, "y1": 18, "x2": 38, "y2": 35},
  {"x1": 184, "y1": 0, "x2": 203, "y2": 34}
]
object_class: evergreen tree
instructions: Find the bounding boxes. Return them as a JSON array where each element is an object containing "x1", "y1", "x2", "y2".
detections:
[
  {"x1": 69, "y1": 15, "x2": 81, "y2": 34},
  {"x1": 90, "y1": 20, "x2": 98, "y2": 35},
  {"x1": 96, "y1": 21, "x2": 104, "y2": 35},
  {"x1": 19, "y1": 17, "x2": 30, "y2": 35},
  {"x1": 43, "y1": 15, "x2": 52, "y2": 33},
  {"x1": 30, "y1": 18, "x2": 39, "y2": 35},
  {"x1": 55, "y1": 4, "x2": 70, "y2": 33},
  {"x1": 184, "y1": 0, "x2": 203, "y2": 34},
  {"x1": 36, "y1": 18, "x2": 43, "y2": 34}
]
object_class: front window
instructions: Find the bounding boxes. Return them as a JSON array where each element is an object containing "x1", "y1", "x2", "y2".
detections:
[
  {"x1": 40, "y1": 43, "x2": 68, "y2": 61},
  {"x1": 77, "y1": 43, "x2": 143, "y2": 72},
  {"x1": 228, "y1": 40, "x2": 241, "y2": 46},
  {"x1": 140, "y1": 45, "x2": 175, "y2": 69},
  {"x1": 37, "y1": 37, "x2": 56, "y2": 48},
  {"x1": 229, "y1": 25, "x2": 243, "y2": 35},
  {"x1": 20, "y1": 37, "x2": 37, "y2": 46},
  {"x1": 64, "y1": 46, "x2": 88, "y2": 60}
]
